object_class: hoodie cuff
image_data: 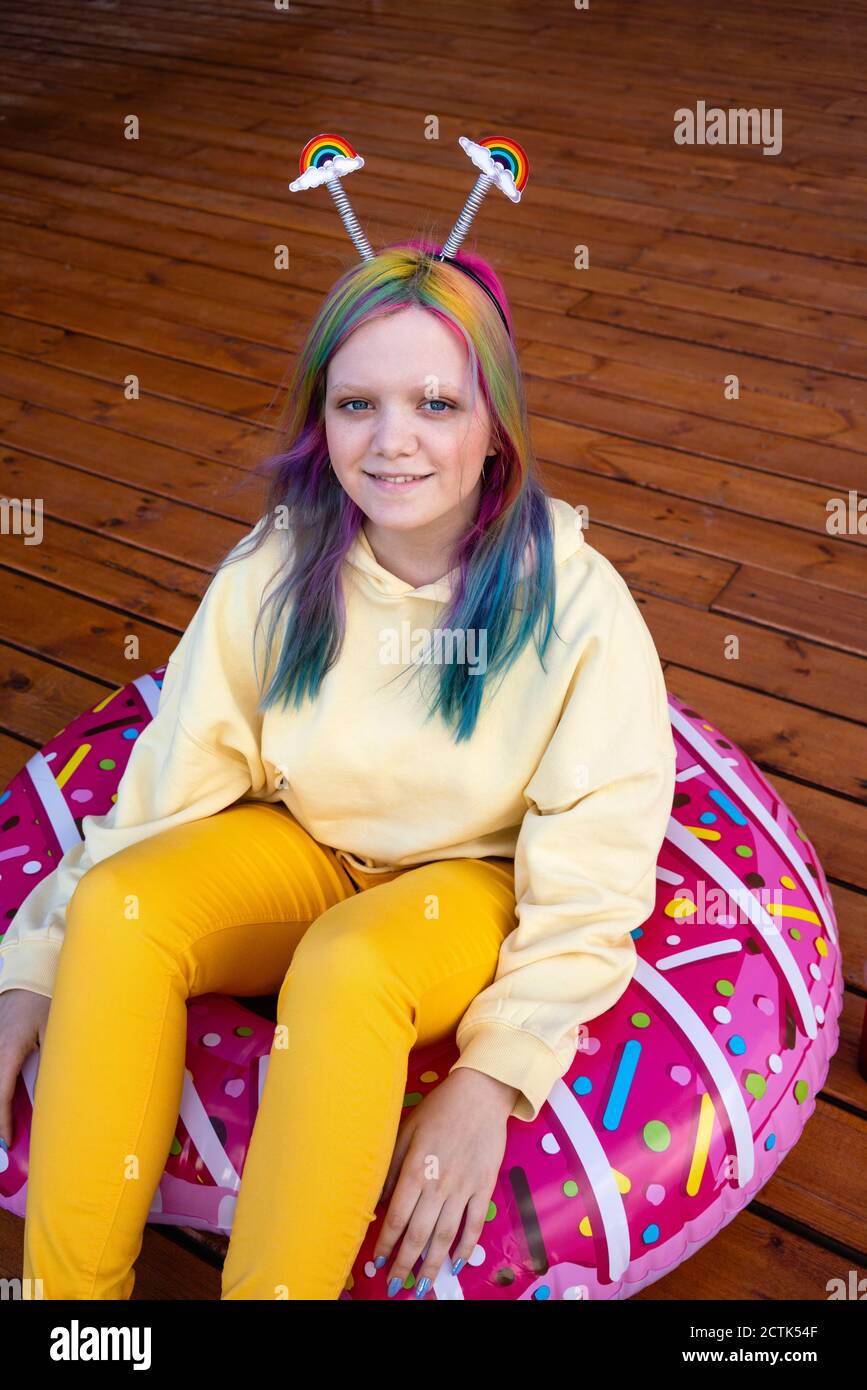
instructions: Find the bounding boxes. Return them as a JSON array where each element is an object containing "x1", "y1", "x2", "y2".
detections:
[
  {"x1": 449, "y1": 1022, "x2": 573, "y2": 1124},
  {"x1": 0, "y1": 940, "x2": 61, "y2": 1001}
]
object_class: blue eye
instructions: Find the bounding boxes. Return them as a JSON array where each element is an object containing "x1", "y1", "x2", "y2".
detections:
[{"x1": 338, "y1": 399, "x2": 456, "y2": 413}]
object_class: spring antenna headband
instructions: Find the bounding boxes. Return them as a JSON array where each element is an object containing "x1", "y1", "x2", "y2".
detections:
[{"x1": 288, "y1": 133, "x2": 530, "y2": 336}]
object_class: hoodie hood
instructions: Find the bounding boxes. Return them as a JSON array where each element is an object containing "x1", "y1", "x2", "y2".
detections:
[{"x1": 343, "y1": 495, "x2": 586, "y2": 603}]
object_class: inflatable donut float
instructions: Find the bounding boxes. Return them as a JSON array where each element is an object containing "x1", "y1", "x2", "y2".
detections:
[{"x1": 0, "y1": 667, "x2": 842, "y2": 1300}]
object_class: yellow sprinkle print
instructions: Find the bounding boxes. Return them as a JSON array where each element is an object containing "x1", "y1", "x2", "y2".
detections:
[
  {"x1": 579, "y1": 1215, "x2": 593, "y2": 1237},
  {"x1": 92, "y1": 687, "x2": 124, "y2": 713},
  {"x1": 779, "y1": 875, "x2": 796, "y2": 890},
  {"x1": 666, "y1": 897, "x2": 698, "y2": 919},
  {"x1": 55, "y1": 742, "x2": 91, "y2": 789},
  {"x1": 686, "y1": 826, "x2": 721, "y2": 840},
  {"x1": 766, "y1": 902, "x2": 821, "y2": 926},
  {"x1": 814, "y1": 938, "x2": 828, "y2": 957},
  {"x1": 686, "y1": 1092, "x2": 716, "y2": 1197},
  {"x1": 612, "y1": 1168, "x2": 631, "y2": 1194}
]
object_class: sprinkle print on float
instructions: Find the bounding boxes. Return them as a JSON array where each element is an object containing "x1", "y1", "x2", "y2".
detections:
[{"x1": 0, "y1": 675, "x2": 841, "y2": 1300}]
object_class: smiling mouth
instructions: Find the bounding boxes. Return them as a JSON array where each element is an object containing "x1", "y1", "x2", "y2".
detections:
[{"x1": 363, "y1": 472, "x2": 434, "y2": 486}]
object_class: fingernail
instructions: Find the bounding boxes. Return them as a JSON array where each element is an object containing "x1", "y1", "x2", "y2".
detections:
[
  {"x1": 373, "y1": 1255, "x2": 387, "y2": 1269},
  {"x1": 387, "y1": 1276, "x2": 402, "y2": 1297},
  {"x1": 415, "y1": 1277, "x2": 431, "y2": 1299},
  {"x1": 450, "y1": 1257, "x2": 465, "y2": 1275}
]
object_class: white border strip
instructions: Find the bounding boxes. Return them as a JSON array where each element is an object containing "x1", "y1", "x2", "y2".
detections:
[
  {"x1": 24, "y1": 752, "x2": 80, "y2": 854},
  {"x1": 547, "y1": 1078, "x2": 632, "y2": 1280},
  {"x1": 178, "y1": 1070, "x2": 241, "y2": 1191}
]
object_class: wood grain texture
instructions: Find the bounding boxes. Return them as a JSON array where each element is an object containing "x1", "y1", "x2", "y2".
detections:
[{"x1": 0, "y1": 0, "x2": 863, "y2": 1303}]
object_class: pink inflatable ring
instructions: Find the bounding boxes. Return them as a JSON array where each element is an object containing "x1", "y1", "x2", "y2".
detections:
[{"x1": 0, "y1": 668, "x2": 841, "y2": 1300}]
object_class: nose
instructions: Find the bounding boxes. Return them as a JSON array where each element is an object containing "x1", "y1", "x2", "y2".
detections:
[{"x1": 370, "y1": 406, "x2": 419, "y2": 460}]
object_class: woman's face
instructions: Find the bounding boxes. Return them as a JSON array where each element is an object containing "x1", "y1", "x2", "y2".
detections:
[{"x1": 323, "y1": 304, "x2": 496, "y2": 537}]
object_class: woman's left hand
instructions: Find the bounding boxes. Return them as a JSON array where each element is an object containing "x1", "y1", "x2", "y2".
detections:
[{"x1": 372, "y1": 1067, "x2": 519, "y2": 1298}]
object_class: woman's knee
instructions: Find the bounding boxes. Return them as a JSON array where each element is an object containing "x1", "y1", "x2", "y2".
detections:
[
  {"x1": 276, "y1": 899, "x2": 386, "y2": 1010},
  {"x1": 67, "y1": 856, "x2": 136, "y2": 931},
  {"x1": 65, "y1": 853, "x2": 175, "y2": 965}
]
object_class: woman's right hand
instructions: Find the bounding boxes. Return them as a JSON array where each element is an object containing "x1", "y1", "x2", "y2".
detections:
[{"x1": 0, "y1": 989, "x2": 51, "y2": 1150}]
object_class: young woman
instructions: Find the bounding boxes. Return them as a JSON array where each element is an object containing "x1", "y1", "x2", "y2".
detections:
[{"x1": 0, "y1": 241, "x2": 676, "y2": 1300}]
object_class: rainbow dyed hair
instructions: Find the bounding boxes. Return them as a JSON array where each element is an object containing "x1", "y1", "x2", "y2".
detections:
[{"x1": 220, "y1": 238, "x2": 561, "y2": 743}]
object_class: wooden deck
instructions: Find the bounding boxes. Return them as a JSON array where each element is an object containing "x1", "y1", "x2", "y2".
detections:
[{"x1": 0, "y1": 0, "x2": 865, "y2": 1301}]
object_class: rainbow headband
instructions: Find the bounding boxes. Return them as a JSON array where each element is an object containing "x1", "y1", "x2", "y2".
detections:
[{"x1": 289, "y1": 133, "x2": 530, "y2": 336}]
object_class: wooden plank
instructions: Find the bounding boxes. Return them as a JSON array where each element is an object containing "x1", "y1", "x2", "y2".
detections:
[
  {"x1": 0, "y1": 519, "x2": 214, "y2": 629},
  {"x1": 0, "y1": 568, "x2": 183, "y2": 679},
  {"x1": 544, "y1": 460, "x2": 867, "y2": 598},
  {"x1": 524, "y1": 339, "x2": 867, "y2": 457},
  {"x1": 752, "y1": 1099, "x2": 867, "y2": 1258},
  {"x1": 764, "y1": 770, "x2": 867, "y2": 894},
  {"x1": 0, "y1": 0, "x2": 862, "y2": 1307},
  {"x1": 826, "y1": 884, "x2": 867, "y2": 992},
  {"x1": 830, "y1": 992, "x2": 867, "y2": 1112},
  {"x1": 0, "y1": 643, "x2": 114, "y2": 744},
  {"x1": 637, "y1": 588, "x2": 866, "y2": 723},
  {"x1": 0, "y1": 730, "x2": 36, "y2": 788},
  {"x1": 0, "y1": 449, "x2": 250, "y2": 555},
  {"x1": 713, "y1": 565, "x2": 867, "y2": 658},
  {"x1": 662, "y1": 663, "x2": 867, "y2": 812},
  {"x1": 636, "y1": 1205, "x2": 867, "y2": 1300}
]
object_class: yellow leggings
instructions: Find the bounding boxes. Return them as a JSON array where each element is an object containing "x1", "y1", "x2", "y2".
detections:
[{"x1": 23, "y1": 801, "x2": 517, "y2": 1299}]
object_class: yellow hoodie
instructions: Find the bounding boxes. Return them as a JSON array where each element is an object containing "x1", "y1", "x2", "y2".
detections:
[{"x1": 0, "y1": 497, "x2": 677, "y2": 1123}]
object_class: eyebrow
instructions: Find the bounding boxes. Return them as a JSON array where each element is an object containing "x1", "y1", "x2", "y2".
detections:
[{"x1": 327, "y1": 382, "x2": 464, "y2": 395}]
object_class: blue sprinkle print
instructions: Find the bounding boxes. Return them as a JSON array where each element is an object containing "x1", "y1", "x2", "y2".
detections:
[
  {"x1": 764, "y1": 1134, "x2": 776, "y2": 1150},
  {"x1": 631, "y1": 926, "x2": 644, "y2": 939},
  {"x1": 603, "y1": 1039, "x2": 642, "y2": 1131},
  {"x1": 708, "y1": 788, "x2": 747, "y2": 825},
  {"x1": 572, "y1": 1077, "x2": 592, "y2": 1096},
  {"x1": 642, "y1": 1224, "x2": 660, "y2": 1245},
  {"x1": 533, "y1": 1285, "x2": 551, "y2": 1299},
  {"x1": 727, "y1": 1034, "x2": 747, "y2": 1055},
  {"x1": 699, "y1": 811, "x2": 717, "y2": 823},
  {"x1": 0, "y1": 789, "x2": 9, "y2": 805},
  {"x1": 122, "y1": 728, "x2": 139, "y2": 740}
]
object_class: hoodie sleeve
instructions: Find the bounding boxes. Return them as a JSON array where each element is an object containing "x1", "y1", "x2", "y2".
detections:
[
  {"x1": 448, "y1": 571, "x2": 677, "y2": 1123},
  {"x1": 0, "y1": 524, "x2": 281, "y2": 1003}
]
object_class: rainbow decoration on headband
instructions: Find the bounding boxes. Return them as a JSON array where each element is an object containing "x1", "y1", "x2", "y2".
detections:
[
  {"x1": 289, "y1": 132, "x2": 365, "y2": 193},
  {"x1": 298, "y1": 133, "x2": 360, "y2": 177},
  {"x1": 478, "y1": 137, "x2": 530, "y2": 198},
  {"x1": 288, "y1": 129, "x2": 530, "y2": 265},
  {"x1": 456, "y1": 135, "x2": 530, "y2": 205},
  {"x1": 289, "y1": 132, "x2": 373, "y2": 260},
  {"x1": 438, "y1": 134, "x2": 531, "y2": 259}
]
